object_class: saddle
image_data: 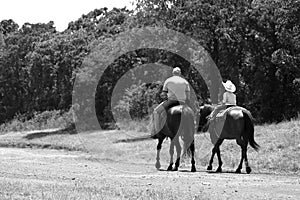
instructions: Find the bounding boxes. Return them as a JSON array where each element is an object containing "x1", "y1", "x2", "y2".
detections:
[
  {"x1": 209, "y1": 106, "x2": 244, "y2": 138},
  {"x1": 160, "y1": 105, "x2": 183, "y2": 131},
  {"x1": 217, "y1": 106, "x2": 243, "y2": 118},
  {"x1": 151, "y1": 99, "x2": 195, "y2": 138}
]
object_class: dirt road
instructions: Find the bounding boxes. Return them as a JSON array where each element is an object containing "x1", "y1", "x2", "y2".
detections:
[{"x1": 0, "y1": 147, "x2": 299, "y2": 199}]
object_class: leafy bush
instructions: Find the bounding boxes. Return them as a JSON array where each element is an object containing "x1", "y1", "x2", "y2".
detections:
[
  {"x1": 0, "y1": 109, "x2": 74, "y2": 133},
  {"x1": 113, "y1": 81, "x2": 163, "y2": 120}
]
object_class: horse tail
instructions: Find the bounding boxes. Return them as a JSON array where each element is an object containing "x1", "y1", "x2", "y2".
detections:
[
  {"x1": 181, "y1": 107, "x2": 195, "y2": 157},
  {"x1": 243, "y1": 111, "x2": 260, "y2": 151}
]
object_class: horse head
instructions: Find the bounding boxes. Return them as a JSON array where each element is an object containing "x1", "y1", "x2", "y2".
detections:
[{"x1": 198, "y1": 104, "x2": 214, "y2": 132}]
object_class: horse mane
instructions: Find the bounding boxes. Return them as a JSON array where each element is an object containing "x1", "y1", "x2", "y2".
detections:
[{"x1": 200, "y1": 104, "x2": 214, "y2": 118}]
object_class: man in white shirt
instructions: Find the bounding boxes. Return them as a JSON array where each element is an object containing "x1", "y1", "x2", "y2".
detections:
[{"x1": 151, "y1": 67, "x2": 191, "y2": 135}]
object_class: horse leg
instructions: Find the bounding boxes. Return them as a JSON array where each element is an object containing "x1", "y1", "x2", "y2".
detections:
[
  {"x1": 190, "y1": 140, "x2": 196, "y2": 172},
  {"x1": 207, "y1": 147, "x2": 216, "y2": 171},
  {"x1": 244, "y1": 147, "x2": 252, "y2": 174},
  {"x1": 155, "y1": 137, "x2": 165, "y2": 169},
  {"x1": 167, "y1": 139, "x2": 175, "y2": 171},
  {"x1": 236, "y1": 146, "x2": 247, "y2": 173},
  {"x1": 207, "y1": 139, "x2": 223, "y2": 171},
  {"x1": 235, "y1": 138, "x2": 246, "y2": 173},
  {"x1": 216, "y1": 139, "x2": 224, "y2": 172},
  {"x1": 173, "y1": 138, "x2": 181, "y2": 171}
]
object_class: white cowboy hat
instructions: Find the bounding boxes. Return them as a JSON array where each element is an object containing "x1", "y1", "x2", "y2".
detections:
[
  {"x1": 222, "y1": 80, "x2": 236, "y2": 92},
  {"x1": 172, "y1": 67, "x2": 181, "y2": 74}
]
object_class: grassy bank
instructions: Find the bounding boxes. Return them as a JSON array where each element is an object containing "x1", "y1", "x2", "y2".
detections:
[
  {"x1": 83, "y1": 117, "x2": 300, "y2": 174},
  {"x1": 0, "y1": 110, "x2": 299, "y2": 174},
  {"x1": 0, "y1": 110, "x2": 74, "y2": 133},
  {"x1": 193, "y1": 119, "x2": 300, "y2": 174}
]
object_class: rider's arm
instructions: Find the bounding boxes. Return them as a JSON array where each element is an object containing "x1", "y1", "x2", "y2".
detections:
[
  {"x1": 162, "y1": 80, "x2": 168, "y2": 92},
  {"x1": 161, "y1": 81, "x2": 168, "y2": 100}
]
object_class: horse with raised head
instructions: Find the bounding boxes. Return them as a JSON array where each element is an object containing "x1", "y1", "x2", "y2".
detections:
[
  {"x1": 151, "y1": 104, "x2": 196, "y2": 172},
  {"x1": 198, "y1": 104, "x2": 259, "y2": 174}
]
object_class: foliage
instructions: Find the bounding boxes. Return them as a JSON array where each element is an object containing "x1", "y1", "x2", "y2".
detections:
[
  {"x1": 0, "y1": 109, "x2": 74, "y2": 133},
  {"x1": 133, "y1": 0, "x2": 300, "y2": 122},
  {"x1": 114, "y1": 81, "x2": 163, "y2": 120},
  {"x1": 0, "y1": 0, "x2": 299, "y2": 128}
]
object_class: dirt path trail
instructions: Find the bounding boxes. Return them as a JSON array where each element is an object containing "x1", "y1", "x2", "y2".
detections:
[{"x1": 0, "y1": 147, "x2": 299, "y2": 199}]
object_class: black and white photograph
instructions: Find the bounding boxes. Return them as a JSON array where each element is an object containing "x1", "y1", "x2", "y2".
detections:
[{"x1": 0, "y1": 0, "x2": 299, "y2": 199}]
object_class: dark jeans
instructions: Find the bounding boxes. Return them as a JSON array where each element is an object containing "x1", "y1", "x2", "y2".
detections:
[
  {"x1": 154, "y1": 99, "x2": 196, "y2": 119},
  {"x1": 162, "y1": 100, "x2": 183, "y2": 111},
  {"x1": 226, "y1": 105, "x2": 235, "y2": 109}
]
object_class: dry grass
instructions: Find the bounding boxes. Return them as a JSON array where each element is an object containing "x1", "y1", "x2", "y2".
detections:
[
  {"x1": 192, "y1": 118, "x2": 300, "y2": 174},
  {"x1": 0, "y1": 109, "x2": 74, "y2": 133},
  {"x1": 77, "y1": 118, "x2": 300, "y2": 174},
  {"x1": 0, "y1": 116, "x2": 299, "y2": 199},
  {"x1": 116, "y1": 118, "x2": 151, "y2": 133},
  {"x1": 0, "y1": 112, "x2": 299, "y2": 174},
  {"x1": 0, "y1": 128, "x2": 84, "y2": 151},
  {"x1": 251, "y1": 118, "x2": 300, "y2": 173},
  {"x1": 0, "y1": 179, "x2": 208, "y2": 200}
]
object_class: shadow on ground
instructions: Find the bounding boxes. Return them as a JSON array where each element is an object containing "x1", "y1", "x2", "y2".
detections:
[{"x1": 23, "y1": 124, "x2": 77, "y2": 140}]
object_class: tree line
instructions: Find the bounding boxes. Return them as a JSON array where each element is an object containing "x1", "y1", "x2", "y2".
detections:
[{"x1": 0, "y1": 0, "x2": 299, "y2": 128}]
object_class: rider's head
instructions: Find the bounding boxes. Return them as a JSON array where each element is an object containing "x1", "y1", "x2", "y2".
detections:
[{"x1": 172, "y1": 67, "x2": 181, "y2": 76}]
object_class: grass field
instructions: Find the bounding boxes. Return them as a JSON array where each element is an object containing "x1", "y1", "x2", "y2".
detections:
[
  {"x1": 0, "y1": 113, "x2": 299, "y2": 200},
  {"x1": 0, "y1": 179, "x2": 207, "y2": 200},
  {"x1": 0, "y1": 115, "x2": 299, "y2": 175}
]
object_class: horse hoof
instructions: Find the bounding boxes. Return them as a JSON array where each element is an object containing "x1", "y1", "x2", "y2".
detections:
[
  {"x1": 235, "y1": 168, "x2": 241, "y2": 173},
  {"x1": 167, "y1": 165, "x2": 173, "y2": 171},
  {"x1": 246, "y1": 167, "x2": 251, "y2": 174},
  {"x1": 172, "y1": 167, "x2": 178, "y2": 171},
  {"x1": 207, "y1": 165, "x2": 212, "y2": 170},
  {"x1": 216, "y1": 167, "x2": 222, "y2": 173},
  {"x1": 191, "y1": 166, "x2": 196, "y2": 172}
]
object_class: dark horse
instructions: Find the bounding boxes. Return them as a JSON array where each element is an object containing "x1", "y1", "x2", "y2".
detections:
[
  {"x1": 198, "y1": 104, "x2": 259, "y2": 174},
  {"x1": 151, "y1": 104, "x2": 196, "y2": 172}
]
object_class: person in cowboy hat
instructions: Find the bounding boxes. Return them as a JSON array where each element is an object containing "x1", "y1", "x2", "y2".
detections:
[
  {"x1": 150, "y1": 67, "x2": 191, "y2": 136},
  {"x1": 209, "y1": 80, "x2": 237, "y2": 119},
  {"x1": 222, "y1": 80, "x2": 236, "y2": 108}
]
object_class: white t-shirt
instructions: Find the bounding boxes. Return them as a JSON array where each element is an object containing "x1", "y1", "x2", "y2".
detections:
[
  {"x1": 222, "y1": 91, "x2": 236, "y2": 105},
  {"x1": 163, "y1": 75, "x2": 190, "y2": 101}
]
